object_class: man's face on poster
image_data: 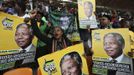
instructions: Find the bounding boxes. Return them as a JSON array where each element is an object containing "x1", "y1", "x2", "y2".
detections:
[
  {"x1": 104, "y1": 34, "x2": 122, "y2": 58},
  {"x1": 15, "y1": 26, "x2": 32, "y2": 49},
  {"x1": 61, "y1": 58, "x2": 80, "y2": 75},
  {"x1": 84, "y1": 2, "x2": 93, "y2": 18},
  {"x1": 60, "y1": 16, "x2": 69, "y2": 30}
]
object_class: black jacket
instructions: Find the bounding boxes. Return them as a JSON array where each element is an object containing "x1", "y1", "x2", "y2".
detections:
[{"x1": 31, "y1": 19, "x2": 72, "y2": 58}]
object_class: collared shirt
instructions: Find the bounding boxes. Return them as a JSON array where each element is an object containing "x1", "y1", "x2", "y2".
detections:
[
  {"x1": 87, "y1": 15, "x2": 98, "y2": 28},
  {"x1": 109, "y1": 54, "x2": 124, "y2": 63},
  {"x1": 88, "y1": 15, "x2": 96, "y2": 20},
  {"x1": 19, "y1": 44, "x2": 33, "y2": 52},
  {"x1": 80, "y1": 15, "x2": 98, "y2": 29}
]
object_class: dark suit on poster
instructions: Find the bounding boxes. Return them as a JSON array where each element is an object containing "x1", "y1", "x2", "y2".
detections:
[
  {"x1": 115, "y1": 54, "x2": 133, "y2": 75},
  {"x1": 21, "y1": 44, "x2": 36, "y2": 64},
  {"x1": 15, "y1": 44, "x2": 36, "y2": 67},
  {"x1": 108, "y1": 54, "x2": 133, "y2": 75}
]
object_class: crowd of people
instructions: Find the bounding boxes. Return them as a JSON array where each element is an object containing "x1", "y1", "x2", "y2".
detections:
[
  {"x1": 0, "y1": 0, "x2": 134, "y2": 31},
  {"x1": 0, "y1": 0, "x2": 134, "y2": 75}
]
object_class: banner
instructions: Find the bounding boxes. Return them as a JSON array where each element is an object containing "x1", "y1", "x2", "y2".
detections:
[
  {"x1": 0, "y1": 12, "x2": 37, "y2": 52},
  {"x1": 0, "y1": 12, "x2": 23, "y2": 51},
  {"x1": 48, "y1": 10, "x2": 80, "y2": 41},
  {"x1": 0, "y1": 51, "x2": 35, "y2": 71},
  {"x1": 78, "y1": 0, "x2": 98, "y2": 29},
  {"x1": 38, "y1": 43, "x2": 89, "y2": 75},
  {"x1": 0, "y1": 12, "x2": 37, "y2": 70},
  {"x1": 92, "y1": 28, "x2": 133, "y2": 75}
]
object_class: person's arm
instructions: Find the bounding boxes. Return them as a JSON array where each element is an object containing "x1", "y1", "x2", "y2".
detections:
[
  {"x1": 40, "y1": 17, "x2": 52, "y2": 36},
  {"x1": 30, "y1": 19, "x2": 51, "y2": 45},
  {"x1": 64, "y1": 37, "x2": 72, "y2": 46}
]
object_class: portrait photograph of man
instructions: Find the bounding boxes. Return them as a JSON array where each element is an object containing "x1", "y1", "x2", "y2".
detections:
[
  {"x1": 78, "y1": 0, "x2": 97, "y2": 29},
  {"x1": 15, "y1": 23, "x2": 36, "y2": 66},
  {"x1": 37, "y1": 43, "x2": 89, "y2": 75},
  {"x1": 103, "y1": 32, "x2": 133, "y2": 75},
  {"x1": 60, "y1": 51, "x2": 84, "y2": 75},
  {"x1": 92, "y1": 29, "x2": 134, "y2": 75}
]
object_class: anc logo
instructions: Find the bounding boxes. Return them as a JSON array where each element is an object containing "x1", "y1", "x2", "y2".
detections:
[
  {"x1": 2, "y1": 17, "x2": 13, "y2": 30},
  {"x1": 43, "y1": 59, "x2": 57, "y2": 75},
  {"x1": 94, "y1": 32, "x2": 101, "y2": 40}
]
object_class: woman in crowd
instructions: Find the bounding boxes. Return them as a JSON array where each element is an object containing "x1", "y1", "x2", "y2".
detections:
[{"x1": 30, "y1": 10, "x2": 72, "y2": 56}]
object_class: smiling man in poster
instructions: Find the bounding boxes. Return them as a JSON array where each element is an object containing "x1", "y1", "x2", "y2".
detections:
[
  {"x1": 60, "y1": 51, "x2": 84, "y2": 75},
  {"x1": 103, "y1": 33, "x2": 133, "y2": 75},
  {"x1": 15, "y1": 23, "x2": 36, "y2": 66},
  {"x1": 78, "y1": 0, "x2": 98, "y2": 29}
]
